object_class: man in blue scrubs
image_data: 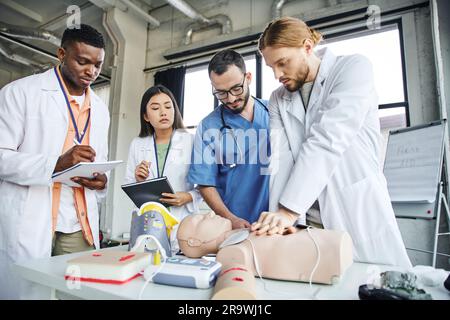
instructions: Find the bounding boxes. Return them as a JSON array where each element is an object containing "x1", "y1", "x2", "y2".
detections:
[{"x1": 188, "y1": 49, "x2": 270, "y2": 229}]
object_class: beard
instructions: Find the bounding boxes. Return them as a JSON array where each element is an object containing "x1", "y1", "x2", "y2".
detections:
[
  {"x1": 60, "y1": 64, "x2": 85, "y2": 91},
  {"x1": 285, "y1": 64, "x2": 310, "y2": 92},
  {"x1": 225, "y1": 88, "x2": 250, "y2": 114}
]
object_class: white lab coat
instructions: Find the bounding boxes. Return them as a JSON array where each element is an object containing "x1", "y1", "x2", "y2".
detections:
[
  {"x1": 268, "y1": 48, "x2": 411, "y2": 268},
  {"x1": 124, "y1": 130, "x2": 203, "y2": 251},
  {"x1": 0, "y1": 68, "x2": 110, "y2": 299}
]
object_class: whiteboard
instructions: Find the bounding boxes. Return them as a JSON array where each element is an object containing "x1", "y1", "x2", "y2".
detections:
[{"x1": 383, "y1": 120, "x2": 445, "y2": 203}]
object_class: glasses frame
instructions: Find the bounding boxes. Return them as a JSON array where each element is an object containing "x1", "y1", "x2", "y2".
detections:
[{"x1": 212, "y1": 73, "x2": 247, "y2": 100}]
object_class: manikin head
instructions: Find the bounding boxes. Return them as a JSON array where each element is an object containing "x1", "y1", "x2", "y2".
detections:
[
  {"x1": 177, "y1": 211, "x2": 232, "y2": 258},
  {"x1": 258, "y1": 17, "x2": 323, "y2": 92}
]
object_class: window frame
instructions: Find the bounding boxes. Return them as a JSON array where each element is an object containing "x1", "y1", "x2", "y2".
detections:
[
  {"x1": 316, "y1": 19, "x2": 410, "y2": 126},
  {"x1": 182, "y1": 51, "x2": 262, "y2": 129},
  {"x1": 182, "y1": 19, "x2": 411, "y2": 129}
]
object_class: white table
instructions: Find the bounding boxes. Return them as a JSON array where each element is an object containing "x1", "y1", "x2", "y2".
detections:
[{"x1": 15, "y1": 246, "x2": 450, "y2": 300}]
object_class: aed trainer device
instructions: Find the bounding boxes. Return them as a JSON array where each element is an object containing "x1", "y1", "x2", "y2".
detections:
[{"x1": 145, "y1": 256, "x2": 221, "y2": 289}]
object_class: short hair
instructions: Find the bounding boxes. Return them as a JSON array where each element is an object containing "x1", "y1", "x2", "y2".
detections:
[
  {"x1": 138, "y1": 85, "x2": 186, "y2": 138},
  {"x1": 61, "y1": 24, "x2": 105, "y2": 49},
  {"x1": 258, "y1": 17, "x2": 322, "y2": 51},
  {"x1": 208, "y1": 49, "x2": 246, "y2": 76}
]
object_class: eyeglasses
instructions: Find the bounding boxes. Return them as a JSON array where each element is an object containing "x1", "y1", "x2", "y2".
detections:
[{"x1": 212, "y1": 74, "x2": 246, "y2": 100}]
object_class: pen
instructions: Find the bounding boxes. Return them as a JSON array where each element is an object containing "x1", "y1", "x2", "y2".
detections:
[{"x1": 140, "y1": 149, "x2": 151, "y2": 172}]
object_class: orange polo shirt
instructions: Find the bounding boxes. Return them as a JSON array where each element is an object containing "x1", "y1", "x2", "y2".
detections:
[{"x1": 52, "y1": 66, "x2": 94, "y2": 246}]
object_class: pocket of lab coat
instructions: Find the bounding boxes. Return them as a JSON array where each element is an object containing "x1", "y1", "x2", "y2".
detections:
[
  {"x1": 167, "y1": 147, "x2": 185, "y2": 165},
  {"x1": 27, "y1": 99, "x2": 65, "y2": 124},
  {"x1": 336, "y1": 174, "x2": 385, "y2": 243},
  {"x1": 0, "y1": 182, "x2": 27, "y2": 251},
  {"x1": 0, "y1": 195, "x2": 17, "y2": 242},
  {"x1": 26, "y1": 114, "x2": 67, "y2": 140}
]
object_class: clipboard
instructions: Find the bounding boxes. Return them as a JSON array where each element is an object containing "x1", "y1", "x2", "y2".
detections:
[
  {"x1": 121, "y1": 176, "x2": 175, "y2": 208},
  {"x1": 52, "y1": 160, "x2": 123, "y2": 187}
]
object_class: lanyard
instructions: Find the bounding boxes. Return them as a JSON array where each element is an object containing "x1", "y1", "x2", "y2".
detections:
[
  {"x1": 153, "y1": 133, "x2": 172, "y2": 178},
  {"x1": 54, "y1": 67, "x2": 91, "y2": 144}
]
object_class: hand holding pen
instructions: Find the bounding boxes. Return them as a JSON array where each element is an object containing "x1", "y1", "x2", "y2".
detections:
[
  {"x1": 53, "y1": 138, "x2": 107, "y2": 190},
  {"x1": 135, "y1": 160, "x2": 151, "y2": 182},
  {"x1": 53, "y1": 138, "x2": 96, "y2": 173}
]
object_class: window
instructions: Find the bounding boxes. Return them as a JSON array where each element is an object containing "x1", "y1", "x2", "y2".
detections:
[
  {"x1": 262, "y1": 60, "x2": 280, "y2": 100},
  {"x1": 183, "y1": 55, "x2": 257, "y2": 131},
  {"x1": 182, "y1": 22, "x2": 409, "y2": 137},
  {"x1": 244, "y1": 55, "x2": 257, "y2": 95},
  {"x1": 318, "y1": 26, "x2": 405, "y2": 105},
  {"x1": 183, "y1": 65, "x2": 214, "y2": 131},
  {"x1": 261, "y1": 23, "x2": 409, "y2": 133},
  {"x1": 319, "y1": 25, "x2": 408, "y2": 131}
]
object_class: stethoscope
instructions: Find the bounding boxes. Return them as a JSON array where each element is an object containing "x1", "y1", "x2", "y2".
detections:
[{"x1": 218, "y1": 96, "x2": 268, "y2": 168}]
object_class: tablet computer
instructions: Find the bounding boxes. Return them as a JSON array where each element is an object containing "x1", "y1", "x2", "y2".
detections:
[{"x1": 121, "y1": 176, "x2": 175, "y2": 208}]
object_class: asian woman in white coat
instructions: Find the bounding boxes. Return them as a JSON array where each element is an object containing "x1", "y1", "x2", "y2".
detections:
[{"x1": 124, "y1": 85, "x2": 203, "y2": 253}]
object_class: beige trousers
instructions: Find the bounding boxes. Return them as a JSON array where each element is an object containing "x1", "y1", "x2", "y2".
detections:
[{"x1": 52, "y1": 230, "x2": 94, "y2": 256}]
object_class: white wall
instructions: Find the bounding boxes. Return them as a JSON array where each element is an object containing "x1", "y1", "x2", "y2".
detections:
[{"x1": 101, "y1": 7, "x2": 148, "y2": 241}]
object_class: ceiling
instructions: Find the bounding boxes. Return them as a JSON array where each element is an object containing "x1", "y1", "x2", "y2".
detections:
[{"x1": 0, "y1": 0, "x2": 170, "y2": 84}]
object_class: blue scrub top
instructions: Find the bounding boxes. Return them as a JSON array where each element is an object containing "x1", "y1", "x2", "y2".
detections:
[{"x1": 188, "y1": 98, "x2": 270, "y2": 223}]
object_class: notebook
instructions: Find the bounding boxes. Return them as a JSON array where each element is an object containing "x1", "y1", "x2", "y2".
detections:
[
  {"x1": 121, "y1": 176, "x2": 175, "y2": 208},
  {"x1": 52, "y1": 160, "x2": 123, "y2": 187}
]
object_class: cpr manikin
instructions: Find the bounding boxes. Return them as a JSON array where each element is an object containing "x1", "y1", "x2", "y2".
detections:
[{"x1": 177, "y1": 211, "x2": 353, "y2": 296}]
